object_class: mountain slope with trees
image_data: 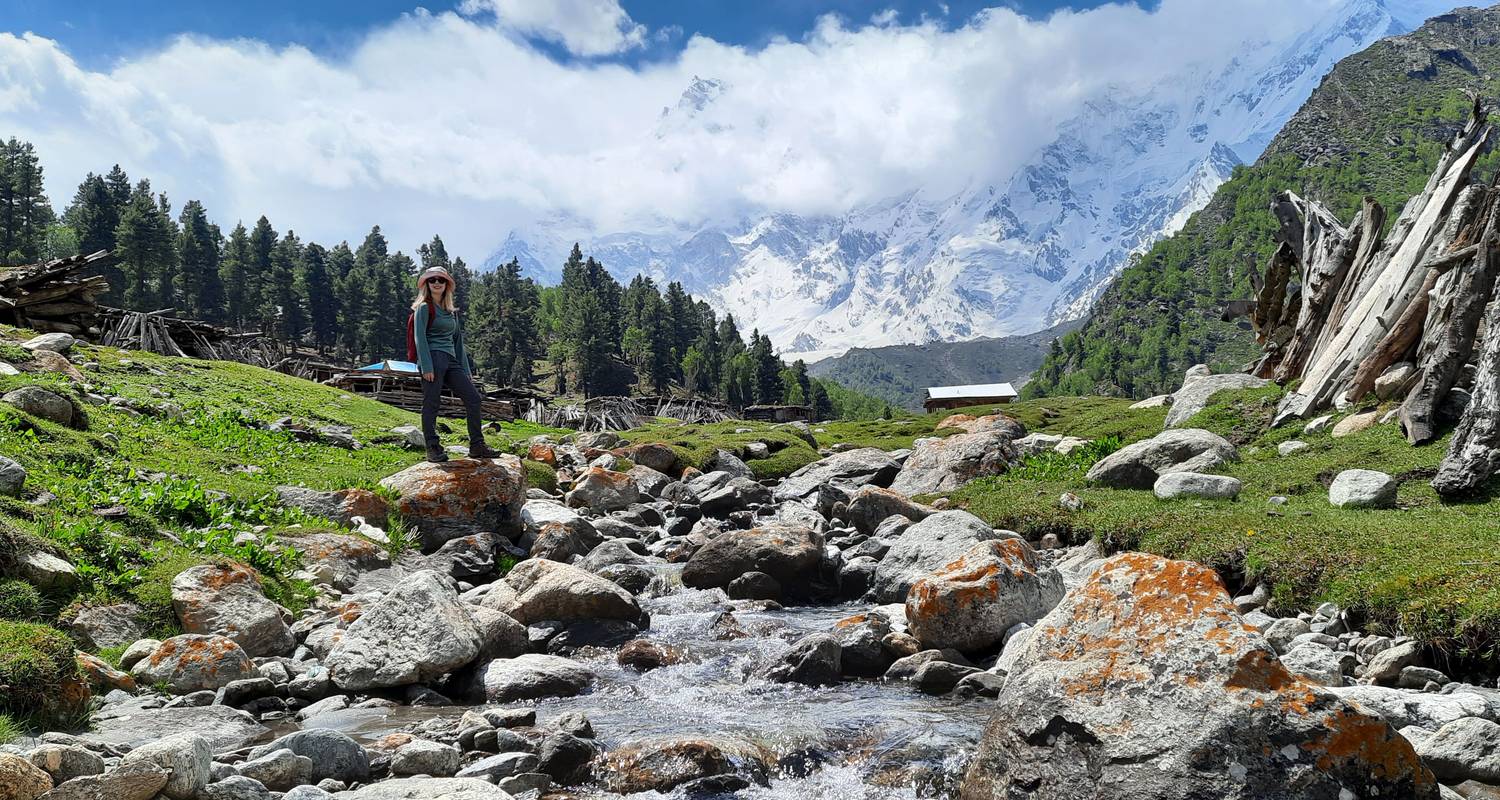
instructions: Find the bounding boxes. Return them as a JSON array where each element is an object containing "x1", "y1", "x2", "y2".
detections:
[{"x1": 1026, "y1": 6, "x2": 1500, "y2": 400}]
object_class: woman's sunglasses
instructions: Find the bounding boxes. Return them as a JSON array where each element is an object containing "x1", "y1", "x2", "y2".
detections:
[{"x1": 428, "y1": 278, "x2": 449, "y2": 285}]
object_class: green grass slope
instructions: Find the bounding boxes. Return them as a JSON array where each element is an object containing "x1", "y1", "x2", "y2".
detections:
[{"x1": 1027, "y1": 7, "x2": 1500, "y2": 400}]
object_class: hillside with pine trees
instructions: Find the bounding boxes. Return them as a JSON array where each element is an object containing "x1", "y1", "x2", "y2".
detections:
[{"x1": 1025, "y1": 7, "x2": 1500, "y2": 400}]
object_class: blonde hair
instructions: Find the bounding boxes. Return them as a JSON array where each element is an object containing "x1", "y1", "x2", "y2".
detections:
[{"x1": 411, "y1": 278, "x2": 457, "y2": 313}]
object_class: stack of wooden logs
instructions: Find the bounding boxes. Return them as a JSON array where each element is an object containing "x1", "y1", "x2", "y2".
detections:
[
  {"x1": 1246, "y1": 95, "x2": 1500, "y2": 496},
  {"x1": 0, "y1": 250, "x2": 114, "y2": 335}
]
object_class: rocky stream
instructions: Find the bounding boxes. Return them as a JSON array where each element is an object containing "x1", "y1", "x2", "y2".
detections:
[{"x1": 4, "y1": 413, "x2": 1498, "y2": 800}]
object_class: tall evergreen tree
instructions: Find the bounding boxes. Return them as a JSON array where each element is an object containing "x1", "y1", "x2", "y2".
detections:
[
  {"x1": 220, "y1": 223, "x2": 252, "y2": 326},
  {"x1": 64, "y1": 171, "x2": 126, "y2": 301},
  {"x1": 113, "y1": 180, "x2": 175, "y2": 310},
  {"x1": 269, "y1": 231, "x2": 304, "y2": 341},
  {"x1": 349, "y1": 226, "x2": 389, "y2": 360},
  {"x1": 301, "y1": 242, "x2": 338, "y2": 350},
  {"x1": 0, "y1": 138, "x2": 54, "y2": 266},
  {"x1": 176, "y1": 200, "x2": 223, "y2": 322},
  {"x1": 152, "y1": 191, "x2": 180, "y2": 310},
  {"x1": 247, "y1": 216, "x2": 277, "y2": 327}
]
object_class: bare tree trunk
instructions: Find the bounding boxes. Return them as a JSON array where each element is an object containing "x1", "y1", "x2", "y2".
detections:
[{"x1": 1433, "y1": 277, "x2": 1500, "y2": 495}]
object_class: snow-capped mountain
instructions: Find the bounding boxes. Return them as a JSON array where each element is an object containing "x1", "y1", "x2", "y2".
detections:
[{"x1": 486, "y1": 0, "x2": 1449, "y2": 359}]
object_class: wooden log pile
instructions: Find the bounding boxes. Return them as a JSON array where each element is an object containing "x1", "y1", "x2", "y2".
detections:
[
  {"x1": 1243, "y1": 95, "x2": 1500, "y2": 496},
  {"x1": 0, "y1": 250, "x2": 115, "y2": 335}
]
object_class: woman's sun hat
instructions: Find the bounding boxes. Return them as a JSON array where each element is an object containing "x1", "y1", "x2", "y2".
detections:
[{"x1": 418, "y1": 266, "x2": 452, "y2": 288}]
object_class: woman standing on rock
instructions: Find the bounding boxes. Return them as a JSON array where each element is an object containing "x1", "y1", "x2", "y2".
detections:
[{"x1": 410, "y1": 266, "x2": 499, "y2": 463}]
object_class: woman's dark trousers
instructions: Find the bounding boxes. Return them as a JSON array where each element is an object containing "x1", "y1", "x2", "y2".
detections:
[{"x1": 422, "y1": 350, "x2": 485, "y2": 449}]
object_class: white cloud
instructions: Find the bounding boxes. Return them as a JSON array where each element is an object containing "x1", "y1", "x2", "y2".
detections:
[
  {"x1": 0, "y1": 2, "x2": 1351, "y2": 263},
  {"x1": 460, "y1": 0, "x2": 647, "y2": 56}
]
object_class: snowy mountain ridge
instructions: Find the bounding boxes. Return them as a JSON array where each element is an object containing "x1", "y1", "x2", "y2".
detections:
[{"x1": 485, "y1": 0, "x2": 1451, "y2": 360}]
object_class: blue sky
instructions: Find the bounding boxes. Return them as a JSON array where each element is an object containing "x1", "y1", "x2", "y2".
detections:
[{"x1": 6, "y1": 0, "x2": 1153, "y2": 67}]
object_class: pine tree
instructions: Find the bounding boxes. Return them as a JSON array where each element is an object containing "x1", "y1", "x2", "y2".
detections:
[
  {"x1": 114, "y1": 180, "x2": 176, "y2": 310},
  {"x1": 247, "y1": 216, "x2": 277, "y2": 327},
  {"x1": 302, "y1": 242, "x2": 338, "y2": 350},
  {"x1": 176, "y1": 200, "x2": 223, "y2": 322},
  {"x1": 750, "y1": 330, "x2": 783, "y2": 404},
  {"x1": 64, "y1": 171, "x2": 127, "y2": 301},
  {"x1": 221, "y1": 223, "x2": 252, "y2": 326},
  {"x1": 269, "y1": 231, "x2": 304, "y2": 341},
  {"x1": 663, "y1": 281, "x2": 695, "y2": 375},
  {"x1": 349, "y1": 226, "x2": 389, "y2": 360},
  {"x1": 0, "y1": 138, "x2": 54, "y2": 266},
  {"x1": 810, "y1": 380, "x2": 833, "y2": 421}
]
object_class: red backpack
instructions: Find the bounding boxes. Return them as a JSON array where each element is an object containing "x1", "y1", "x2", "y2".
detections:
[{"x1": 405, "y1": 304, "x2": 434, "y2": 362}]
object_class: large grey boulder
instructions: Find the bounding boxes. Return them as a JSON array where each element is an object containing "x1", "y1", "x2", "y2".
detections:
[
  {"x1": 889, "y1": 430, "x2": 1021, "y2": 495},
  {"x1": 330, "y1": 777, "x2": 511, "y2": 799},
  {"x1": 15, "y1": 550, "x2": 78, "y2": 591},
  {"x1": 30, "y1": 761, "x2": 169, "y2": 800},
  {"x1": 1152, "y1": 472, "x2": 1241, "y2": 500},
  {"x1": 480, "y1": 558, "x2": 641, "y2": 624},
  {"x1": 237, "y1": 747, "x2": 315, "y2": 791},
  {"x1": 247, "y1": 729, "x2": 370, "y2": 784},
  {"x1": 520, "y1": 500, "x2": 599, "y2": 547},
  {"x1": 565, "y1": 467, "x2": 639, "y2": 512},
  {"x1": 22, "y1": 332, "x2": 74, "y2": 352},
  {"x1": 390, "y1": 740, "x2": 461, "y2": 777},
  {"x1": 1409, "y1": 716, "x2": 1500, "y2": 784},
  {"x1": 871, "y1": 511, "x2": 1009, "y2": 602},
  {"x1": 0, "y1": 753, "x2": 51, "y2": 799},
  {"x1": 2, "y1": 385, "x2": 74, "y2": 426},
  {"x1": 844, "y1": 486, "x2": 932, "y2": 536},
  {"x1": 1326, "y1": 686, "x2": 1496, "y2": 731},
  {"x1": 0, "y1": 455, "x2": 24, "y2": 497},
  {"x1": 379, "y1": 456, "x2": 526, "y2": 551},
  {"x1": 326, "y1": 570, "x2": 482, "y2": 691},
  {"x1": 468, "y1": 654, "x2": 596, "y2": 702},
  {"x1": 680, "y1": 523, "x2": 825, "y2": 600},
  {"x1": 290, "y1": 533, "x2": 392, "y2": 592},
  {"x1": 130, "y1": 634, "x2": 258, "y2": 693},
  {"x1": 759, "y1": 632, "x2": 842, "y2": 686},
  {"x1": 82, "y1": 705, "x2": 269, "y2": 752},
  {"x1": 1165, "y1": 371, "x2": 1269, "y2": 428},
  {"x1": 703, "y1": 449, "x2": 754, "y2": 479},
  {"x1": 171, "y1": 564, "x2": 294, "y2": 658},
  {"x1": 1085, "y1": 428, "x2": 1238, "y2": 489},
  {"x1": 906, "y1": 539, "x2": 1065, "y2": 653},
  {"x1": 24, "y1": 743, "x2": 104, "y2": 784},
  {"x1": 960, "y1": 553, "x2": 1437, "y2": 799},
  {"x1": 67, "y1": 603, "x2": 147, "y2": 651},
  {"x1": 1329, "y1": 469, "x2": 1398, "y2": 509},
  {"x1": 773, "y1": 448, "x2": 900, "y2": 504},
  {"x1": 117, "y1": 733, "x2": 211, "y2": 800}
]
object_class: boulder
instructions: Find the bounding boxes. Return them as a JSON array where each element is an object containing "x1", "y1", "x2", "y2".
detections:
[
  {"x1": 15, "y1": 550, "x2": 77, "y2": 591},
  {"x1": 1129, "y1": 394, "x2": 1171, "y2": 409},
  {"x1": 1332, "y1": 410, "x2": 1381, "y2": 438},
  {"x1": 247, "y1": 729, "x2": 370, "y2": 784},
  {"x1": 1085, "y1": 428, "x2": 1238, "y2": 489},
  {"x1": 871, "y1": 511, "x2": 1008, "y2": 602},
  {"x1": 698, "y1": 477, "x2": 772, "y2": 516},
  {"x1": 1165, "y1": 372, "x2": 1269, "y2": 428},
  {"x1": 626, "y1": 464, "x2": 673, "y2": 497},
  {"x1": 390, "y1": 740, "x2": 461, "y2": 777},
  {"x1": 2, "y1": 386, "x2": 74, "y2": 426},
  {"x1": 889, "y1": 430, "x2": 1021, "y2": 495},
  {"x1": 236, "y1": 747, "x2": 316, "y2": 791},
  {"x1": 619, "y1": 443, "x2": 680, "y2": 476},
  {"x1": 469, "y1": 654, "x2": 596, "y2": 702},
  {"x1": 1152, "y1": 472, "x2": 1242, "y2": 500},
  {"x1": 291, "y1": 533, "x2": 391, "y2": 592},
  {"x1": 171, "y1": 564, "x2": 295, "y2": 658},
  {"x1": 273, "y1": 487, "x2": 389, "y2": 529},
  {"x1": 680, "y1": 523, "x2": 825, "y2": 599},
  {"x1": 0, "y1": 753, "x2": 51, "y2": 800},
  {"x1": 378, "y1": 456, "x2": 526, "y2": 551},
  {"x1": 566, "y1": 467, "x2": 639, "y2": 512},
  {"x1": 326, "y1": 570, "x2": 482, "y2": 691},
  {"x1": 76, "y1": 651, "x2": 137, "y2": 694},
  {"x1": 453, "y1": 752, "x2": 539, "y2": 782},
  {"x1": 66, "y1": 603, "x2": 147, "y2": 652},
  {"x1": 1277, "y1": 440, "x2": 1309, "y2": 456},
  {"x1": 960, "y1": 553, "x2": 1437, "y2": 800},
  {"x1": 759, "y1": 632, "x2": 842, "y2": 686},
  {"x1": 331, "y1": 778, "x2": 510, "y2": 799},
  {"x1": 117, "y1": 733, "x2": 211, "y2": 800},
  {"x1": 24, "y1": 744, "x2": 103, "y2": 785},
  {"x1": 0, "y1": 455, "x2": 23, "y2": 497},
  {"x1": 829, "y1": 612, "x2": 894, "y2": 677},
  {"x1": 81, "y1": 705, "x2": 269, "y2": 752},
  {"x1": 703, "y1": 449, "x2": 754, "y2": 479},
  {"x1": 1410, "y1": 717, "x2": 1500, "y2": 784},
  {"x1": 22, "y1": 332, "x2": 74, "y2": 353},
  {"x1": 1329, "y1": 469, "x2": 1398, "y2": 509},
  {"x1": 130, "y1": 635, "x2": 258, "y2": 693},
  {"x1": 1013, "y1": 432, "x2": 1062, "y2": 456},
  {"x1": 906, "y1": 539, "x2": 1065, "y2": 653},
  {"x1": 520, "y1": 500, "x2": 599, "y2": 548},
  {"x1": 30, "y1": 762, "x2": 169, "y2": 800},
  {"x1": 844, "y1": 486, "x2": 932, "y2": 536},
  {"x1": 604, "y1": 738, "x2": 736, "y2": 794},
  {"x1": 481, "y1": 558, "x2": 641, "y2": 624},
  {"x1": 773, "y1": 448, "x2": 900, "y2": 504},
  {"x1": 1326, "y1": 686, "x2": 1494, "y2": 731},
  {"x1": 1278, "y1": 642, "x2": 1347, "y2": 686}
]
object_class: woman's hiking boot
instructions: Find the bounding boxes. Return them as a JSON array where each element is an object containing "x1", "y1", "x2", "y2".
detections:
[
  {"x1": 469, "y1": 442, "x2": 503, "y2": 459},
  {"x1": 425, "y1": 444, "x2": 449, "y2": 463}
]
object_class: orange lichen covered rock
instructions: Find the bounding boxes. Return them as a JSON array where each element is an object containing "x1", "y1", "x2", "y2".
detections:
[
  {"x1": 565, "y1": 466, "x2": 640, "y2": 512},
  {"x1": 77, "y1": 650, "x2": 137, "y2": 694},
  {"x1": 959, "y1": 552, "x2": 1438, "y2": 800},
  {"x1": 889, "y1": 429, "x2": 1022, "y2": 495},
  {"x1": 906, "y1": 538, "x2": 1063, "y2": 653},
  {"x1": 130, "y1": 634, "x2": 258, "y2": 694},
  {"x1": 379, "y1": 455, "x2": 526, "y2": 552},
  {"x1": 936, "y1": 413, "x2": 1025, "y2": 436},
  {"x1": 171, "y1": 563, "x2": 294, "y2": 657}
]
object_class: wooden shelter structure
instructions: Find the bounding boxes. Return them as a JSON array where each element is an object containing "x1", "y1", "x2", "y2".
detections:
[
  {"x1": 922, "y1": 382, "x2": 1019, "y2": 412},
  {"x1": 0, "y1": 250, "x2": 114, "y2": 335},
  {"x1": 327, "y1": 359, "x2": 523, "y2": 421},
  {"x1": 743, "y1": 404, "x2": 813, "y2": 423},
  {"x1": 1236, "y1": 95, "x2": 1500, "y2": 496}
]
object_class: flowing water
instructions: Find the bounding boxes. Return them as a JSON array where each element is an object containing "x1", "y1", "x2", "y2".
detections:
[{"x1": 310, "y1": 570, "x2": 993, "y2": 798}]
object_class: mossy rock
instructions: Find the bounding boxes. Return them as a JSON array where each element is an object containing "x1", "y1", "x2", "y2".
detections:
[
  {"x1": 0, "y1": 579, "x2": 40, "y2": 621},
  {"x1": 523, "y1": 459, "x2": 558, "y2": 495},
  {"x1": 0, "y1": 621, "x2": 89, "y2": 727}
]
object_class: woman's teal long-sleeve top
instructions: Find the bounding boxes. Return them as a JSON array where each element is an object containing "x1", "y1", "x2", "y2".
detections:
[{"x1": 413, "y1": 303, "x2": 469, "y2": 375}]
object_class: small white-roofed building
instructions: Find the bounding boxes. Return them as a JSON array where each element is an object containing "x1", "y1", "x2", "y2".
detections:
[{"x1": 923, "y1": 382, "x2": 1019, "y2": 412}]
